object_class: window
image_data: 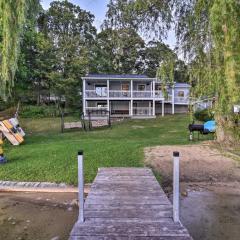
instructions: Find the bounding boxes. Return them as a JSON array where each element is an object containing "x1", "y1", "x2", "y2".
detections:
[
  {"x1": 137, "y1": 84, "x2": 146, "y2": 91},
  {"x1": 95, "y1": 84, "x2": 107, "y2": 97},
  {"x1": 177, "y1": 91, "x2": 185, "y2": 97}
]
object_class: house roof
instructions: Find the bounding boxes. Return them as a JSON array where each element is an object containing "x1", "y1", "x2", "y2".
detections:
[
  {"x1": 82, "y1": 74, "x2": 190, "y2": 86},
  {"x1": 83, "y1": 74, "x2": 154, "y2": 80}
]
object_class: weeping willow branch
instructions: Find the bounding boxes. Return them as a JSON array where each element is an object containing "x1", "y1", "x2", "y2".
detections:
[
  {"x1": 175, "y1": 0, "x2": 240, "y2": 144},
  {"x1": 0, "y1": 0, "x2": 39, "y2": 100},
  {"x1": 156, "y1": 56, "x2": 175, "y2": 98}
]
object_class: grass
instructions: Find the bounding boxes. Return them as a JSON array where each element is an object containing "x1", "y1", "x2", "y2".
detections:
[{"x1": 0, "y1": 114, "x2": 207, "y2": 185}]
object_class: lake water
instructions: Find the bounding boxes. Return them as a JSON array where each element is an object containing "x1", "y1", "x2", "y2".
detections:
[{"x1": 180, "y1": 190, "x2": 240, "y2": 240}]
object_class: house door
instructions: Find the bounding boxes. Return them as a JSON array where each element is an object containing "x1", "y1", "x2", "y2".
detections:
[{"x1": 95, "y1": 84, "x2": 107, "y2": 97}]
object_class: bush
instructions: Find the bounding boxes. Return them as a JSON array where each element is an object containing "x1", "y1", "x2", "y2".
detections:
[
  {"x1": 19, "y1": 105, "x2": 60, "y2": 118},
  {"x1": 194, "y1": 109, "x2": 214, "y2": 122}
]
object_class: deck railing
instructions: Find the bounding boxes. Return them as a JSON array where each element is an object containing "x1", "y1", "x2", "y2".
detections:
[
  {"x1": 85, "y1": 90, "x2": 190, "y2": 104},
  {"x1": 133, "y1": 107, "x2": 153, "y2": 116},
  {"x1": 132, "y1": 91, "x2": 153, "y2": 98},
  {"x1": 85, "y1": 90, "x2": 107, "y2": 98},
  {"x1": 174, "y1": 97, "x2": 189, "y2": 104},
  {"x1": 154, "y1": 91, "x2": 164, "y2": 99},
  {"x1": 109, "y1": 90, "x2": 131, "y2": 98},
  {"x1": 86, "y1": 107, "x2": 108, "y2": 117}
]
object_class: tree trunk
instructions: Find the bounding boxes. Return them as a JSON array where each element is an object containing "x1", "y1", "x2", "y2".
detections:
[{"x1": 215, "y1": 114, "x2": 237, "y2": 146}]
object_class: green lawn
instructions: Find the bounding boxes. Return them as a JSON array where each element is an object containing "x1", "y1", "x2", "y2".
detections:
[{"x1": 0, "y1": 114, "x2": 198, "y2": 184}]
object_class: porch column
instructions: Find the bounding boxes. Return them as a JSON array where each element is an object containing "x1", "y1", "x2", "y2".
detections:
[
  {"x1": 151, "y1": 82, "x2": 153, "y2": 97},
  {"x1": 148, "y1": 101, "x2": 151, "y2": 116},
  {"x1": 107, "y1": 100, "x2": 110, "y2": 112},
  {"x1": 172, "y1": 86, "x2": 175, "y2": 115},
  {"x1": 130, "y1": 79, "x2": 133, "y2": 117},
  {"x1": 82, "y1": 79, "x2": 86, "y2": 115},
  {"x1": 153, "y1": 79, "x2": 156, "y2": 116},
  {"x1": 153, "y1": 80, "x2": 156, "y2": 98},
  {"x1": 162, "y1": 100, "x2": 165, "y2": 117},
  {"x1": 130, "y1": 100, "x2": 133, "y2": 116},
  {"x1": 131, "y1": 80, "x2": 133, "y2": 98},
  {"x1": 107, "y1": 79, "x2": 110, "y2": 113},
  {"x1": 107, "y1": 79, "x2": 110, "y2": 98},
  {"x1": 153, "y1": 100, "x2": 155, "y2": 116}
]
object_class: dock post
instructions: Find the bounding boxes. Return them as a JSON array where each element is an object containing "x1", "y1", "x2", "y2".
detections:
[
  {"x1": 78, "y1": 150, "x2": 84, "y2": 222},
  {"x1": 173, "y1": 151, "x2": 180, "y2": 223}
]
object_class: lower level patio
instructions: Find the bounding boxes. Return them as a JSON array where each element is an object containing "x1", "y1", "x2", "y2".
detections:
[{"x1": 85, "y1": 100, "x2": 158, "y2": 119}]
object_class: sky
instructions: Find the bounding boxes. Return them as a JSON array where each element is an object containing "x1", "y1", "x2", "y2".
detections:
[{"x1": 41, "y1": 0, "x2": 176, "y2": 49}]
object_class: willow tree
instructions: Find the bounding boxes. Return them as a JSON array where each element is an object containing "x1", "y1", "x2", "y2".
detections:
[
  {"x1": 104, "y1": 0, "x2": 172, "y2": 38},
  {"x1": 0, "y1": 0, "x2": 40, "y2": 100},
  {"x1": 210, "y1": 0, "x2": 240, "y2": 143},
  {"x1": 174, "y1": 0, "x2": 240, "y2": 144}
]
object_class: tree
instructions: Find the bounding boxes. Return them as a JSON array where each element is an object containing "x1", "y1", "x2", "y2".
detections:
[
  {"x1": 13, "y1": 8, "x2": 55, "y2": 105},
  {"x1": 90, "y1": 28, "x2": 144, "y2": 74},
  {"x1": 174, "y1": 0, "x2": 240, "y2": 143},
  {"x1": 45, "y1": 0, "x2": 97, "y2": 108},
  {"x1": 103, "y1": 0, "x2": 172, "y2": 39},
  {"x1": 141, "y1": 41, "x2": 176, "y2": 77},
  {"x1": 0, "y1": 0, "x2": 40, "y2": 100}
]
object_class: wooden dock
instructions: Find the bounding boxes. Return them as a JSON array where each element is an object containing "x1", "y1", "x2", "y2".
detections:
[{"x1": 70, "y1": 167, "x2": 192, "y2": 240}]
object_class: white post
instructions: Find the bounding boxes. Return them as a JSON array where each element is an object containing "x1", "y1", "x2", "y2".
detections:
[
  {"x1": 153, "y1": 79, "x2": 155, "y2": 98},
  {"x1": 131, "y1": 80, "x2": 133, "y2": 98},
  {"x1": 107, "y1": 79, "x2": 110, "y2": 113},
  {"x1": 162, "y1": 100, "x2": 165, "y2": 117},
  {"x1": 151, "y1": 81, "x2": 153, "y2": 98},
  {"x1": 130, "y1": 100, "x2": 133, "y2": 116},
  {"x1": 172, "y1": 86, "x2": 175, "y2": 115},
  {"x1": 153, "y1": 79, "x2": 156, "y2": 117},
  {"x1": 148, "y1": 101, "x2": 151, "y2": 116},
  {"x1": 83, "y1": 79, "x2": 86, "y2": 116},
  {"x1": 78, "y1": 150, "x2": 84, "y2": 223},
  {"x1": 152, "y1": 100, "x2": 155, "y2": 116},
  {"x1": 107, "y1": 79, "x2": 110, "y2": 98},
  {"x1": 173, "y1": 151, "x2": 180, "y2": 223}
]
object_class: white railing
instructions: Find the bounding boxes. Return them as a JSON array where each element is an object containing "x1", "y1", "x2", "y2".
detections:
[
  {"x1": 133, "y1": 107, "x2": 153, "y2": 116},
  {"x1": 85, "y1": 90, "x2": 107, "y2": 98},
  {"x1": 86, "y1": 107, "x2": 108, "y2": 111},
  {"x1": 154, "y1": 91, "x2": 164, "y2": 99},
  {"x1": 85, "y1": 90, "x2": 189, "y2": 104},
  {"x1": 133, "y1": 91, "x2": 153, "y2": 98},
  {"x1": 174, "y1": 97, "x2": 189, "y2": 104},
  {"x1": 109, "y1": 90, "x2": 131, "y2": 98},
  {"x1": 86, "y1": 107, "x2": 109, "y2": 117}
]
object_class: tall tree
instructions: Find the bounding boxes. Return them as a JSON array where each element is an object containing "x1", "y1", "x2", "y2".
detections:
[
  {"x1": 0, "y1": 0, "x2": 40, "y2": 100},
  {"x1": 142, "y1": 41, "x2": 177, "y2": 78},
  {"x1": 45, "y1": 0, "x2": 97, "y2": 107},
  {"x1": 174, "y1": 0, "x2": 240, "y2": 143},
  {"x1": 90, "y1": 28, "x2": 144, "y2": 74},
  {"x1": 103, "y1": 0, "x2": 172, "y2": 39}
]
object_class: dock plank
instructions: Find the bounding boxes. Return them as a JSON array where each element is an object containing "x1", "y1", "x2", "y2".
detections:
[{"x1": 69, "y1": 168, "x2": 192, "y2": 240}]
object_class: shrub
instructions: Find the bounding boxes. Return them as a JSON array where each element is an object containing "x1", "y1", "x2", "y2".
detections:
[
  {"x1": 194, "y1": 109, "x2": 214, "y2": 122},
  {"x1": 19, "y1": 105, "x2": 60, "y2": 118}
]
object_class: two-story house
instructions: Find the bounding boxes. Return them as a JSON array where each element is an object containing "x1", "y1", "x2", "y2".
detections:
[{"x1": 82, "y1": 74, "x2": 190, "y2": 119}]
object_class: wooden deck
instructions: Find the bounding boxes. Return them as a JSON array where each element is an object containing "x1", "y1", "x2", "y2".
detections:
[{"x1": 70, "y1": 167, "x2": 192, "y2": 240}]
